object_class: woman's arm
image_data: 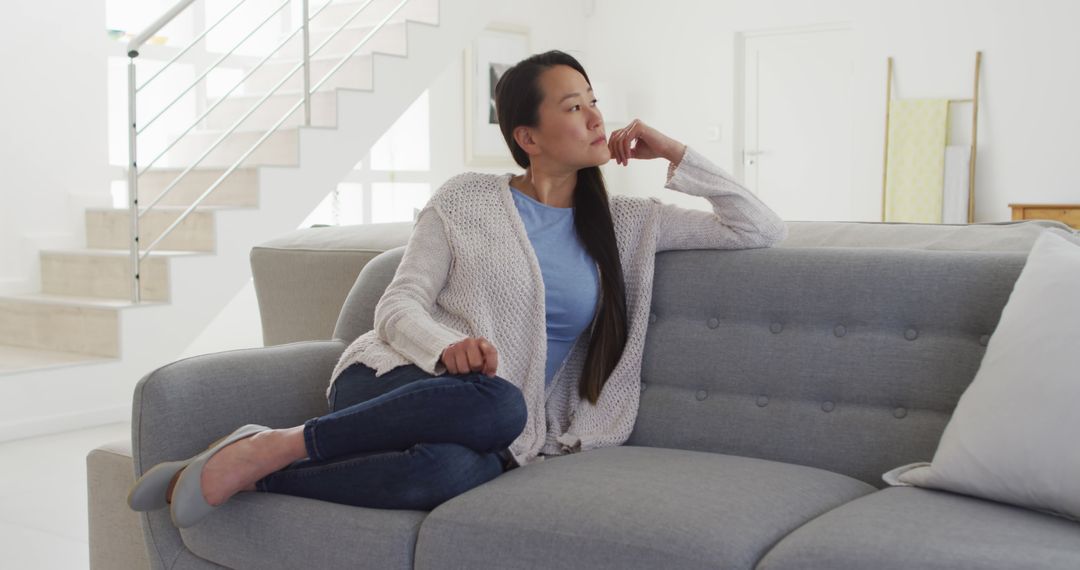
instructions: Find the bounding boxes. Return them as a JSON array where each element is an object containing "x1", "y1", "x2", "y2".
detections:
[
  {"x1": 373, "y1": 204, "x2": 469, "y2": 376},
  {"x1": 654, "y1": 145, "x2": 788, "y2": 252}
]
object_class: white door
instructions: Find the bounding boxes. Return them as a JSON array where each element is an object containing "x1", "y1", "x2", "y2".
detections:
[{"x1": 742, "y1": 27, "x2": 855, "y2": 221}]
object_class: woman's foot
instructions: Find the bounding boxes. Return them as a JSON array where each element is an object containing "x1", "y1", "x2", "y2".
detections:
[
  {"x1": 166, "y1": 426, "x2": 307, "y2": 506},
  {"x1": 165, "y1": 469, "x2": 255, "y2": 505}
]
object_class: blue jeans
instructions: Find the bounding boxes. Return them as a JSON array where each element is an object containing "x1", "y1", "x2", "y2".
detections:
[{"x1": 253, "y1": 362, "x2": 527, "y2": 511}]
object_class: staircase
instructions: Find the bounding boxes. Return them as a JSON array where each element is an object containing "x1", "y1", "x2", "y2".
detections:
[{"x1": 0, "y1": 0, "x2": 497, "y2": 442}]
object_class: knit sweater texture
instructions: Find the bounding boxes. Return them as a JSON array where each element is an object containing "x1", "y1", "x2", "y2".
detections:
[{"x1": 327, "y1": 145, "x2": 788, "y2": 468}]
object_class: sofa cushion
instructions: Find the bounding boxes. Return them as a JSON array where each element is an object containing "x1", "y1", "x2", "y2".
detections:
[
  {"x1": 179, "y1": 491, "x2": 427, "y2": 570},
  {"x1": 757, "y1": 487, "x2": 1080, "y2": 570},
  {"x1": 414, "y1": 446, "x2": 875, "y2": 570}
]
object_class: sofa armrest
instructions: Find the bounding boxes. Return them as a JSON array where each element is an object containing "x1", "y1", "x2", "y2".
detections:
[
  {"x1": 251, "y1": 222, "x2": 413, "y2": 346},
  {"x1": 88, "y1": 439, "x2": 149, "y2": 570},
  {"x1": 131, "y1": 339, "x2": 345, "y2": 477}
]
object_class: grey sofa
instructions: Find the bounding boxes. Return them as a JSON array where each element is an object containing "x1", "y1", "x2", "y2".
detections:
[{"x1": 90, "y1": 218, "x2": 1080, "y2": 569}]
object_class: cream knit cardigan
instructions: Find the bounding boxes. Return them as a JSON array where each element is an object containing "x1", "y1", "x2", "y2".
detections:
[{"x1": 327, "y1": 145, "x2": 788, "y2": 468}]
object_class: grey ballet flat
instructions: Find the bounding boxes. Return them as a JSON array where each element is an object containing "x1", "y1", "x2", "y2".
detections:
[
  {"x1": 168, "y1": 423, "x2": 272, "y2": 528},
  {"x1": 127, "y1": 432, "x2": 232, "y2": 512}
]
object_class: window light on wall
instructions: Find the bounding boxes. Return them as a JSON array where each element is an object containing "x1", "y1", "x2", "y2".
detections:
[
  {"x1": 301, "y1": 89, "x2": 431, "y2": 227},
  {"x1": 369, "y1": 89, "x2": 431, "y2": 171}
]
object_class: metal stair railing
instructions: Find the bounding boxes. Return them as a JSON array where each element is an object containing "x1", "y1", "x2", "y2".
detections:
[{"x1": 125, "y1": 0, "x2": 413, "y2": 302}]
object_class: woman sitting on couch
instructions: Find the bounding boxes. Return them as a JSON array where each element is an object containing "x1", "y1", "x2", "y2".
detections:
[{"x1": 127, "y1": 49, "x2": 787, "y2": 528}]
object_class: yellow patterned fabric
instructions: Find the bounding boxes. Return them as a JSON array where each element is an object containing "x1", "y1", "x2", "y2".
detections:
[{"x1": 884, "y1": 99, "x2": 949, "y2": 222}]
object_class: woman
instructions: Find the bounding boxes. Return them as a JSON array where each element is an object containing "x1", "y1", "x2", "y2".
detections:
[{"x1": 127, "y1": 50, "x2": 787, "y2": 527}]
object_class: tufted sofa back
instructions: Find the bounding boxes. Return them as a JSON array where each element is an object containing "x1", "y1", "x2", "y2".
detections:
[
  {"x1": 332, "y1": 243, "x2": 1028, "y2": 488},
  {"x1": 627, "y1": 246, "x2": 1027, "y2": 487}
]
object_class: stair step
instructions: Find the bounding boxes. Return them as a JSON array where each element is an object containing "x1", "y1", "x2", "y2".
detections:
[
  {"x1": 308, "y1": 20, "x2": 407, "y2": 57},
  {"x1": 0, "y1": 344, "x2": 116, "y2": 376},
  {"x1": 152, "y1": 128, "x2": 300, "y2": 169},
  {"x1": 264, "y1": 55, "x2": 376, "y2": 92},
  {"x1": 316, "y1": 0, "x2": 439, "y2": 28},
  {"x1": 86, "y1": 206, "x2": 228, "y2": 252},
  {"x1": 135, "y1": 167, "x2": 260, "y2": 207},
  {"x1": 267, "y1": 21, "x2": 408, "y2": 66},
  {"x1": 203, "y1": 89, "x2": 346, "y2": 131},
  {"x1": 2, "y1": 291, "x2": 165, "y2": 308},
  {"x1": 40, "y1": 248, "x2": 205, "y2": 256},
  {"x1": 40, "y1": 249, "x2": 203, "y2": 302},
  {"x1": 0, "y1": 293, "x2": 136, "y2": 359}
]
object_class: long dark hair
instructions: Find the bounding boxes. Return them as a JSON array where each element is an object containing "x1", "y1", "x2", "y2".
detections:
[{"x1": 493, "y1": 49, "x2": 628, "y2": 406}]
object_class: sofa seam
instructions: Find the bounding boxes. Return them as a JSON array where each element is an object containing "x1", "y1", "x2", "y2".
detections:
[
  {"x1": 166, "y1": 546, "x2": 184, "y2": 570},
  {"x1": 752, "y1": 487, "x2": 874, "y2": 569}
]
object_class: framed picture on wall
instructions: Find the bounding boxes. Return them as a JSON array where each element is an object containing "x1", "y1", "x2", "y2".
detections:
[{"x1": 463, "y1": 23, "x2": 531, "y2": 167}]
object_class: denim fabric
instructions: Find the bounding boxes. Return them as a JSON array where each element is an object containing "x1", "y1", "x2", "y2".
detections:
[{"x1": 254, "y1": 362, "x2": 527, "y2": 511}]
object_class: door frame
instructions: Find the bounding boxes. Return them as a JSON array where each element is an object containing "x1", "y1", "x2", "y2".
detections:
[{"x1": 732, "y1": 21, "x2": 855, "y2": 185}]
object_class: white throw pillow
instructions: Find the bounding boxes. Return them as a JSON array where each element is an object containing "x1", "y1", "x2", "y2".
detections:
[{"x1": 882, "y1": 230, "x2": 1080, "y2": 523}]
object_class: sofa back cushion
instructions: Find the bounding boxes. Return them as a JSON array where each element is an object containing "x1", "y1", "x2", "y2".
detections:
[
  {"x1": 626, "y1": 246, "x2": 1027, "y2": 487},
  {"x1": 778, "y1": 219, "x2": 1073, "y2": 251},
  {"x1": 333, "y1": 246, "x2": 407, "y2": 344}
]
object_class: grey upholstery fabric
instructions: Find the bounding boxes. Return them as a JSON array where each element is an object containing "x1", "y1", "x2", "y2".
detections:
[
  {"x1": 627, "y1": 246, "x2": 1027, "y2": 487},
  {"x1": 258, "y1": 222, "x2": 413, "y2": 252},
  {"x1": 251, "y1": 222, "x2": 412, "y2": 346},
  {"x1": 757, "y1": 487, "x2": 1080, "y2": 569},
  {"x1": 415, "y1": 446, "x2": 875, "y2": 570},
  {"x1": 131, "y1": 340, "x2": 345, "y2": 569},
  {"x1": 332, "y1": 245, "x2": 406, "y2": 345},
  {"x1": 123, "y1": 220, "x2": 1080, "y2": 569},
  {"x1": 180, "y1": 492, "x2": 426, "y2": 570},
  {"x1": 779, "y1": 219, "x2": 1076, "y2": 251},
  {"x1": 87, "y1": 440, "x2": 150, "y2": 570}
]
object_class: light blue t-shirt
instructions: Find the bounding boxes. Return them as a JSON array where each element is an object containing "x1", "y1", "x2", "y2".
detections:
[{"x1": 509, "y1": 186, "x2": 600, "y2": 387}]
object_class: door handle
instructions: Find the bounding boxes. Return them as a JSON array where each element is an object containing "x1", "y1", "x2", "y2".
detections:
[{"x1": 743, "y1": 149, "x2": 765, "y2": 165}]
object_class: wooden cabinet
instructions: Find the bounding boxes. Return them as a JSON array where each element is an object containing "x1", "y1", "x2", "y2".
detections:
[{"x1": 1009, "y1": 204, "x2": 1080, "y2": 229}]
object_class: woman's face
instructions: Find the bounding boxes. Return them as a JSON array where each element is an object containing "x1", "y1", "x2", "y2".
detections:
[{"x1": 527, "y1": 65, "x2": 610, "y2": 170}]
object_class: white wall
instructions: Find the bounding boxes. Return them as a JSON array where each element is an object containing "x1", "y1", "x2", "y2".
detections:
[
  {"x1": 1, "y1": 1, "x2": 111, "y2": 292},
  {"x1": 178, "y1": 279, "x2": 263, "y2": 358},
  {"x1": 584, "y1": 0, "x2": 1080, "y2": 222}
]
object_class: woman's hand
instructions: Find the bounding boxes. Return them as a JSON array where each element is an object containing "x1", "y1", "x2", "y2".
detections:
[
  {"x1": 441, "y1": 337, "x2": 499, "y2": 377},
  {"x1": 607, "y1": 119, "x2": 685, "y2": 167}
]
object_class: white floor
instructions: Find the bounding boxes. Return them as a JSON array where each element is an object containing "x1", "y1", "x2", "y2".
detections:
[{"x1": 0, "y1": 421, "x2": 131, "y2": 570}]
